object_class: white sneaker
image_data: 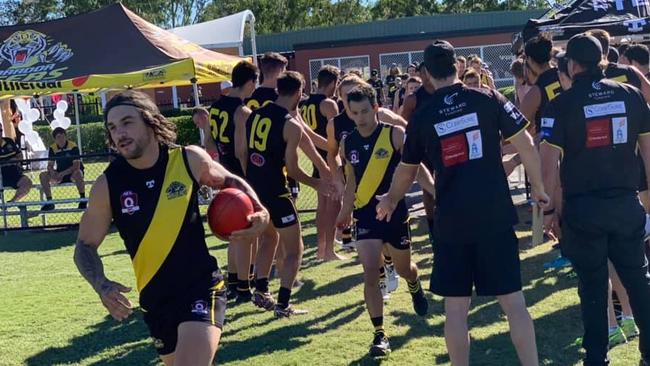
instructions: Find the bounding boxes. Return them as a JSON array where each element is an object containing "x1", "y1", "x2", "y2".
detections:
[
  {"x1": 385, "y1": 265, "x2": 399, "y2": 293},
  {"x1": 342, "y1": 241, "x2": 357, "y2": 251},
  {"x1": 380, "y1": 280, "x2": 390, "y2": 302}
]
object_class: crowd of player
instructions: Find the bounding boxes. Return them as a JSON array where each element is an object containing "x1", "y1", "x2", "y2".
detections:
[{"x1": 71, "y1": 28, "x2": 650, "y2": 366}]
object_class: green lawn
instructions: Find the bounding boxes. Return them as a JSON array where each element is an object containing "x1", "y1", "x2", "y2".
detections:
[{"x1": 0, "y1": 207, "x2": 644, "y2": 365}]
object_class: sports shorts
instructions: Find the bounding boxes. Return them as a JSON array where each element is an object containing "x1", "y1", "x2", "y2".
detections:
[
  {"x1": 354, "y1": 199, "x2": 411, "y2": 250},
  {"x1": 430, "y1": 227, "x2": 522, "y2": 297},
  {"x1": 260, "y1": 192, "x2": 299, "y2": 229},
  {"x1": 143, "y1": 271, "x2": 227, "y2": 356},
  {"x1": 1, "y1": 165, "x2": 25, "y2": 189}
]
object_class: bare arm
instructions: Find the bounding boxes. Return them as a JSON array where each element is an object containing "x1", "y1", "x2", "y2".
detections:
[
  {"x1": 630, "y1": 67, "x2": 650, "y2": 105},
  {"x1": 185, "y1": 145, "x2": 269, "y2": 239},
  {"x1": 284, "y1": 119, "x2": 320, "y2": 189},
  {"x1": 378, "y1": 107, "x2": 407, "y2": 128},
  {"x1": 539, "y1": 142, "x2": 561, "y2": 210},
  {"x1": 74, "y1": 175, "x2": 133, "y2": 321},
  {"x1": 376, "y1": 163, "x2": 419, "y2": 221},
  {"x1": 201, "y1": 124, "x2": 219, "y2": 159},
  {"x1": 294, "y1": 110, "x2": 328, "y2": 151},
  {"x1": 509, "y1": 129, "x2": 549, "y2": 206},
  {"x1": 336, "y1": 139, "x2": 357, "y2": 228},
  {"x1": 234, "y1": 106, "x2": 251, "y2": 173},
  {"x1": 297, "y1": 124, "x2": 331, "y2": 180},
  {"x1": 519, "y1": 86, "x2": 542, "y2": 130},
  {"x1": 400, "y1": 93, "x2": 417, "y2": 122}
]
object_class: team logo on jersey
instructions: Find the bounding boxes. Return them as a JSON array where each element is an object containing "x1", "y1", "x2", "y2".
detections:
[
  {"x1": 145, "y1": 180, "x2": 155, "y2": 189},
  {"x1": 166, "y1": 181, "x2": 187, "y2": 200},
  {"x1": 349, "y1": 150, "x2": 360, "y2": 164},
  {"x1": 340, "y1": 131, "x2": 350, "y2": 142},
  {"x1": 444, "y1": 92, "x2": 458, "y2": 106},
  {"x1": 400, "y1": 236, "x2": 411, "y2": 247},
  {"x1": 120, "y1": 191, "x2": 140, "y2": 215},
  {"x1": 191, "y1": 300, "x2": 209, "y2": 315},
  {"x1": 250, "y1": 152, "x2": 265, "y2": 167},
  {"x1": 374, "y1": 148, "x2": 389, "y2": 159}
]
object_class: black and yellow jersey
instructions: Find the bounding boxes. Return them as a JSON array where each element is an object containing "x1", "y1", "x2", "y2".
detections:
[
  {"x1": 245, "y1": 87, "x2": 278, "y2": 110},
  {"x1": 333, "y1": 111, "x2": 356, "y2": 145},
  {"x1": 534, "y1": 68, "x2": 562, "y2": 131},
  {"x1": 300, "y1": 94, "x2": 329, "y2": 138},
  {"x1": 605, "y1": 63, "x2": 641, "y2": 88},
  {"x1": 104, "y1": 145, "x2": 219, "y2": 311},
  {"x1": 49, "y1": 140, "x2": 82, "y2": 172},
  {"x1": 245, "y1": 102, "x2": 290, "y2": 198},
  {"x1": 0, "y1": 137, "x2": 19, "y2": 160},
  {"x1": 344, "y1": 123, "x2": 400, "y2": 210},
  {"x1": 208, "y1": 95, "x2": 244, "y2": 175}
]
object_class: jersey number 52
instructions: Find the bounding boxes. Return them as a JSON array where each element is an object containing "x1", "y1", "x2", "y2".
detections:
[{"x1": 210, "y1": 108, "x2": 230, "y2": 144}]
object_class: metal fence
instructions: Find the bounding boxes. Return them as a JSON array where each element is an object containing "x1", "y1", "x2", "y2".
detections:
[
  {"x1": 379, "y1": 43, "x2": 516, "y2": 89},
  {"x1": 0, "y1": 151, "x2": 319, "y2": 231},
  {"x1": 308, "y1": 55, "x2": 371, "y2": 84}
]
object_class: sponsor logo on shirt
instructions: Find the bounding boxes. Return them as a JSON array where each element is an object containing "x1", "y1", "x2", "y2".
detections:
[
  {"x1": 612, "y1": 117, "x2": 628, "y2": 144},
  {"x1": 145, "y1": 180, "x2": 155, "y2": 189},
  {"x1": 374, "y1": 148, "x2": 389, "y2": 159},
  {"x1": 250, "y1": 152, "x2": 265, "y2": 167},
  {"x1": 120, "y1": 191, "x2": 140, "y2": 215},
  {"x1": 400, "y1": 236, "x2": 411, "y2": 247},
  {"x1": 281, "y1": 214, "x2": 296, "y2": 224},
  {"x1": 592, "y1": 81, "x2": 602, "y2": 90},
  {"x1": 541, "y1": 118, "x2": 555, "y2": 128},
  {"x1": 583, "y1": 101, "x2": 626, "y2": 118},
  {"x1": 434, "y1": 113, "x2": 479, "y2": 137},
  {"x1": 444, "y1": 92, "x2": 458, "y2": 105},
  {"x1": 466, "y1": 130, "x2": 483, "y2": 160},
  {"x1": 586, "y1": 119, "x2": 611, "y2": 148},
  {"x1": 441, "y1": 134, "x2": 468, "y2": 167},
  {"x1": 152, "y1": 338, "x2": 165, "y2": 349},
  {"x1": 357, "y1": 227, "x2": 370, "y2": 236},
  {"x1": 349, "y1": 150, "x2": 360, "y2": 164},
  {"x1": 166, "y1": 181, "x2": 187, "y2": 200},
  {"x1": 191, "y1": 300, "x2": 209, "y2": 315}
]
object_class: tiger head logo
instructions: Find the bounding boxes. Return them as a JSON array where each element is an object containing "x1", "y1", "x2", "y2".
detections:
[{"x1": 0, "y1": 30, "x2": 73, "y2": 69}]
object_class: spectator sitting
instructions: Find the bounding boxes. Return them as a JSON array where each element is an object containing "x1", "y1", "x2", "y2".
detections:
[
  {"x1": 0, "y1": 128, "x2": 32, "y2": 203},
  {"x1": 40, "y1": 127, "x2": 85, "y2": 211}
]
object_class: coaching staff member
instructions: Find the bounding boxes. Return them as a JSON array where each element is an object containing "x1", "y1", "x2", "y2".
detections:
[{"x1": 540, "y1": 34, "x2": 650, "y2": 366}]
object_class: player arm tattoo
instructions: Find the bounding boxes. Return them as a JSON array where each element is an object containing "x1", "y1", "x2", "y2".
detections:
[
  {"x1": 74, "y1": 240, "x2": 108, "y2": 294},
  {"x1": 223, "y1": 174, "x2": 265, "y2": 212}
]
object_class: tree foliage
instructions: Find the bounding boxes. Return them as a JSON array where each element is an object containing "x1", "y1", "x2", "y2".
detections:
[{"x1": 0, "y1": 0, "x2": 546, "y2": 32}]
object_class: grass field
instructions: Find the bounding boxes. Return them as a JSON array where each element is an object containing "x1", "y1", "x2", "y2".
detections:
[{"x1": 0, "y1": 205, "x2": 645, "y2": 366}]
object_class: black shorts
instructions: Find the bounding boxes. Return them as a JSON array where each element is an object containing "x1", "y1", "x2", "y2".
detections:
[
  {"x1": 260, "y1": 193, "x2": 299, "y2": 229},
  {"x1": 354, "y1": 200, "x2": 411, "y2": 250},
  {"x1": 1, "y1": 165, "x2": 25, "y2": 189},
  {"x1": 430, "y1": 228, "x2": 522, "y2": 297},
  {"x1": 143, "y1": 272, "x2": 227, "y2": 356}
]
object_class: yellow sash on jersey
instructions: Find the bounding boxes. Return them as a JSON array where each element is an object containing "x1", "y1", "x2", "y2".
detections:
[
  {"x1": 611, "y1": 75, "x2": 629, "y2": 84},
  {"x1": 354, "y1": 126, "x2": 393, "y2": 209},
  {"x1": 132, "y1": 148, "x2": 193, "y2": 292}
]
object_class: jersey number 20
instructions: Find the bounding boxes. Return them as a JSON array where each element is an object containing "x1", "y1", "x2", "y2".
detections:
[
  {"x1": 301, "y1": 104, "x2": 318, "y2": 130},
  {"x1": 249, "y1": 114, "x2": 271, "y2": 152}
]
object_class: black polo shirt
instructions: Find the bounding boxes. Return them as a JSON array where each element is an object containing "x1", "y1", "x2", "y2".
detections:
[
  {"x1": 403, "y1": 83, "x2": 528, "y2": 241},
  {"x1": 540, "y1": 72, "x2": 650, "y2": 199},
  {"x1": 49, "y1": 140, "x2": 81, "y2": 172}
]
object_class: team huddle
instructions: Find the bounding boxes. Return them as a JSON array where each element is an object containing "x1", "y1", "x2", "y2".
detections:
[{"x1": 72, "y1": 30, "x2": 650, "y2": 366}]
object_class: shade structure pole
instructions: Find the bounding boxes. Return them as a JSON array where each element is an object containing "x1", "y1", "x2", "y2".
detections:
[
  {"x1": 172, "y1": 86, "x2": 179, "y2": 109},
  {"x1": 192, "y1": 79, "x2": 205, "y2": 147},
  {"x1": 249, "y1": 13, "x2": 258, "y2": 66},
  {"x1": 74, "y1": 93, "x2": 83, "y2": 155}
]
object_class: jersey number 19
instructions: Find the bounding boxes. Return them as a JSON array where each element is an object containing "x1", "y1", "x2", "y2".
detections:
[{"x1": 249, "y1": 114, "x2": 271, "y2": 152}]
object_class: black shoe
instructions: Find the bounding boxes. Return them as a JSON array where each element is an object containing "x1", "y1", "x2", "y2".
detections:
[
  {"x1": 369, "y1": 333, "x2": 391, "y2": 357},
  {"x1": 411, "y1": 289, "x2": 429, "y2": 316},
  {"x1": 226, "y1": 287, "x2": 238, "y2": 301},
  {"x1": 41, "y1": 203, "x2": 55, "y2": 211},
  {"x1": 78, "y1": 201, "x2": 87, "y2": 209},
  {"x1": 235, "y1": 290, "x2": 252, "y2": 304}
]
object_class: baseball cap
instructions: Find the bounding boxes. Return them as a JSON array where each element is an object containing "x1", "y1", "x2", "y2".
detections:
[
  {"x1": 424, "y1": 40, "x2": 456, "y2": 71},
  {"x1": 371, "y1": 69, "x2": 378, "y2": 76},
  {"x1": 566, "y1": 34, "x2": 603, "y2": 64},
  {"x1": 220, "y1": 80, "x2": 233, "y2": 89}
]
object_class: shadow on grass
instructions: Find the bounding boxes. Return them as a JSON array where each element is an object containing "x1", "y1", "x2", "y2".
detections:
[
  {"x1": 217, "y1": 301, "x2": 366, "y2": 364},
  {"x1": 25, "y1": 313, "x2": 156, "y2": 366},
  {"x1": 0, "y1": 229, "x2": 78, "y2": 253}
]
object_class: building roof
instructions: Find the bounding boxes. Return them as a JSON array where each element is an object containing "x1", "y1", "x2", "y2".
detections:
[{"x1": 243, "y1": 9, "x2": 546, "y2": 54}]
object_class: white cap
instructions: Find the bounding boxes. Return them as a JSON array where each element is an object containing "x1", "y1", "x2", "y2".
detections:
[{"x1": 220, "y1": 80, "x2": 233, "y2": 89}]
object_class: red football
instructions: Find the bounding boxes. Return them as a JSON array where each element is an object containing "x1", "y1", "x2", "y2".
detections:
[{"x1": 207, "y1": 188, "x2": 254, "y2": 239}]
